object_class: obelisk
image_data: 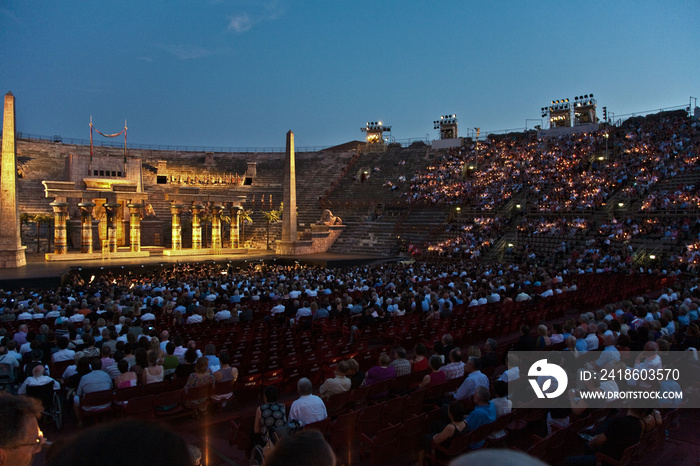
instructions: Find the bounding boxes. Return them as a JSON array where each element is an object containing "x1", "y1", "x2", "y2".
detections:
[
  {"x1": 0, "y1": 92, "x2": 26, "y2": 268},
  {"x1": 281, "y1": 130, "x2": 297, "y2": 244}
]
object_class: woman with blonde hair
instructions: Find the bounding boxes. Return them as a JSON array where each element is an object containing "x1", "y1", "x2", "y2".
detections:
[
  {"x1": 142, "y1": 350, "x2": 164, "y2": 385},
  {"x1": 147, "y1": 337, "x2": 164, "y2": 364}
]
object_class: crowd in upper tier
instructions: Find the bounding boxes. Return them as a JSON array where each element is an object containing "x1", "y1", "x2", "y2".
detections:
[{"x1": 403, "y1": 112, "x2": 699, "y2": 212}]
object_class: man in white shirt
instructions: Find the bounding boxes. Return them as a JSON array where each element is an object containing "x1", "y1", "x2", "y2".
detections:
[
  {"x1": 69, "y1": 310, "x2": 85, "y2": 323},
  {"x1": 319, "y1": 361, "x2": 351, "y2": 399},
  {"x1": 270, "y1": 303, "x2": 286, "y2": 316},
  {"x1": 51, "y1": 337, "x2": 76, "y2": 363},
  {"x1": 629, "y1": 341, "x2": 663, "y2": 389},
  {"x1": 215, "y1": 307, "x2": 232, "y2": 321},
  {"x1": 289, "y1": 378, "x2": 327, "y2": 426},
  {"x1": 515, "y1": 290, "x2": 531, "y2": 302},
  {"x1": 18, "y1": 365, "x2": 60, "y2": 394},
  {"x1": 584, "y1": 324, "x2": 599, "y2": 351},
  {"x1": 295, "y1": 302, "x2": 312, "y2": 320},
  {"x1": 497, "y1": 353, "x2": 520, "y2": 383}
]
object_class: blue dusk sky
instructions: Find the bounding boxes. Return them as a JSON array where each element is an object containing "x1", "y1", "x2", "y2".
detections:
[{"x1": 1, "y1": 1, "x2": 698, "y2": 149}]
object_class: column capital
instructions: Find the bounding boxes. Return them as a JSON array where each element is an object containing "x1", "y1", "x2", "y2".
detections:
[{"x1": 50, "y1": 201, "x2": 69, "y2": 212}]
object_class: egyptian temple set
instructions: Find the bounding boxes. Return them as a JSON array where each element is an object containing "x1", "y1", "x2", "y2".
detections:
[{"x1": 1, "y1": 93, "x2": 357, "y2": 268}]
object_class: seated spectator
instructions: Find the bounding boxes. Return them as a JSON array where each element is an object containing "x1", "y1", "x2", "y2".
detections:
[
  {"x1": 73, "y1": 359, "x2": 113, "y2": 428},
  {"x1": 346, "y1": 358, "x2": 365, "y2": 389},
  {"x1": 141, "y1": 351, "x2": 164, "y2": 385},
  {"x1": 481, "y1": 339, "x2": 498, "y2": 368},
  {"x1": 497, "y1": 353, "x2": 520, "y2": 383},
  {"x1": 565, "y1": 407, "x2": 655, "y2": 466},
  {"x1": 411, "y1": 343, "x2": 429, "y2": 372},
  {"x1": 389, "y1": 347, "x2": 412, "y2": 377},
  {"x1": 211, "y1": 352, "x2": 238, "y2": 406},
  {"x1": 81, "y1": 335, "x2": 99, "y2": 359},
  {"x1": 514, "y1": 325, "x2": 536, "y2": 351},
  {"x1": 319, "y1": 360, "x2": 351, "y2": 399},
  {"x1": 99, "y1": 346, "x2": 116, "y2": 372},
  {"x1": 0, "y1": 342, "x2": 20, "y2": 387},
  {"x1": 454, "y1": 357, "x2": 489, "y2": 401},
  {"x1": 417, "y1": 402, "x2": 467, "y2": 466},
  {"x1": 434, "y1": 334, "x2": 456, "y2": 362},
  {"x1": 22, "y1": 349, "x2": 45, "y2": 382},
  {"x1": 442, "y1": 348, "x2": 465, "y2": 380},
  {"x1": 418, "y1": 355, "x2": 447, "y2": 390},
  {"x1": 114, "y1": 359, "x2": 137, "y2": 389},
  {"x1": 162, "y1": 342, "x2": 179, "y2": 377},
  {"x1": 215, "y1": 305, "x2": 231, "y2": 322},
  {"x1": 183, "y1": 357, "x2": 214, "y2": 414},
  {"x1": 0, "y1": 392, "x2": 44, "y2": 466},
  {"x1": 51, "y1": 337, "x2": 75, "y2": 363},
  {"x1": 289, "y1": 378, "x2": 327, "y2": 426},
  {"x1": 362, "y1": 353, "x2": 396, "y2": 387},
  {"x1": 253, "y1": 386, "x2": 287, "y2": 446},
  {"x1": 203, "y1": 344, "x2": 220, "y2": 372},
  {"x1": 18, "y1": 365, "x2": 60, "y2": 394},
  {"x1": 174, "y1": 348, "x2": 198, "y2": 380},
  {"x1": 264, "y1": 429, "x2": 336, "y2": 466},
  {"x1": 465, "y1": 386, "x2": 497, "y2": 448},
  {"x1": 451, "y1": 449, "x2": 548, "y2": 466},
  {"x1": 535, "y1": 325, "x2": 551, "y2": 350}
]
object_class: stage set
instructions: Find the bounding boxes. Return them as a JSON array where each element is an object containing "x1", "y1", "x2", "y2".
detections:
[{"x1": 0, "y1": 93, "x2": 355, "y2": 290}]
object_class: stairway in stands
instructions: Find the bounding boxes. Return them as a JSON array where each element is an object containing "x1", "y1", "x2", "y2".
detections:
[{"x1": 325, "y1": 146, "x2": 434, "y2": 255}]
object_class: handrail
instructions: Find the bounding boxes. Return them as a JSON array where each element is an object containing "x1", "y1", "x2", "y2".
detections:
[{"x1": 13, "y1": 132, "x2": 329, "y2": 154}]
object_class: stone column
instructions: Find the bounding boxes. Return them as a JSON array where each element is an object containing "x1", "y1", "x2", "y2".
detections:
[
  {"x1": 0, "y1": 92, "x2": 26, "y2": 267},
  {"x1": 103, "y1": 203, "x2": 121, "y2": 253},
  {"x1": 170, "y1": 204, "x2": 183, "y2": 251},
  {"x1": 127, "y1": 203, "x2": 143, "y2": 252},
  {"x1": 230, "y1": 206, "x2": 241, "y2": 248},
  {"x1": 77, "y1": 202, "x2": 95, "y2": 254},
  {"x1": 211, "y1": 205, "x2": 223, "y2": 250},
  {"x1": 191, "y1": 204, "x2": 203, "y2": 250},
  {"x1": 281, "y1": 130, "x2": 297, "y2": 243},
  {"x1": 50, "y1": 201, "x2": 69, "y2": 255}
]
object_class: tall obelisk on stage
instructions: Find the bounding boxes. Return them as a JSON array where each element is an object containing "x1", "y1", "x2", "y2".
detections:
[
  {"x1": 0, "y1": 92, "x2": 26, "y2": 268},
  {"x1": 277, "y1": 130, "x2": 298, "y2": 254},
  {"x1": 281, "y1": 130, "x2": 297, "y2": 242}
]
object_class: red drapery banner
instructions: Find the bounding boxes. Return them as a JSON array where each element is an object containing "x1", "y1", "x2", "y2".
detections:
[{"x1": 89, "y1": 116, "x2": 128, "y2": 165}]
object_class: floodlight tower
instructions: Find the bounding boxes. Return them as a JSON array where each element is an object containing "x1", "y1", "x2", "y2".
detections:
[
  {"x1": 546, "y1": 98, "x2": 572, "y2": 128},
  {"x1": 573, "y1": 94, "x2": 597, "y2": 125},
  {"x1": 433, "y1": 114, "x2": 459, "y2": 139},
  {"x1": 361, "y1": 121, "x2": 391, "y2": 144}
]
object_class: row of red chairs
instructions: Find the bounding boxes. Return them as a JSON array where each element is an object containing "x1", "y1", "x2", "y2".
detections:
[{"x1": 78, "y1": 379, "x2": 237, "y2": 425}]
